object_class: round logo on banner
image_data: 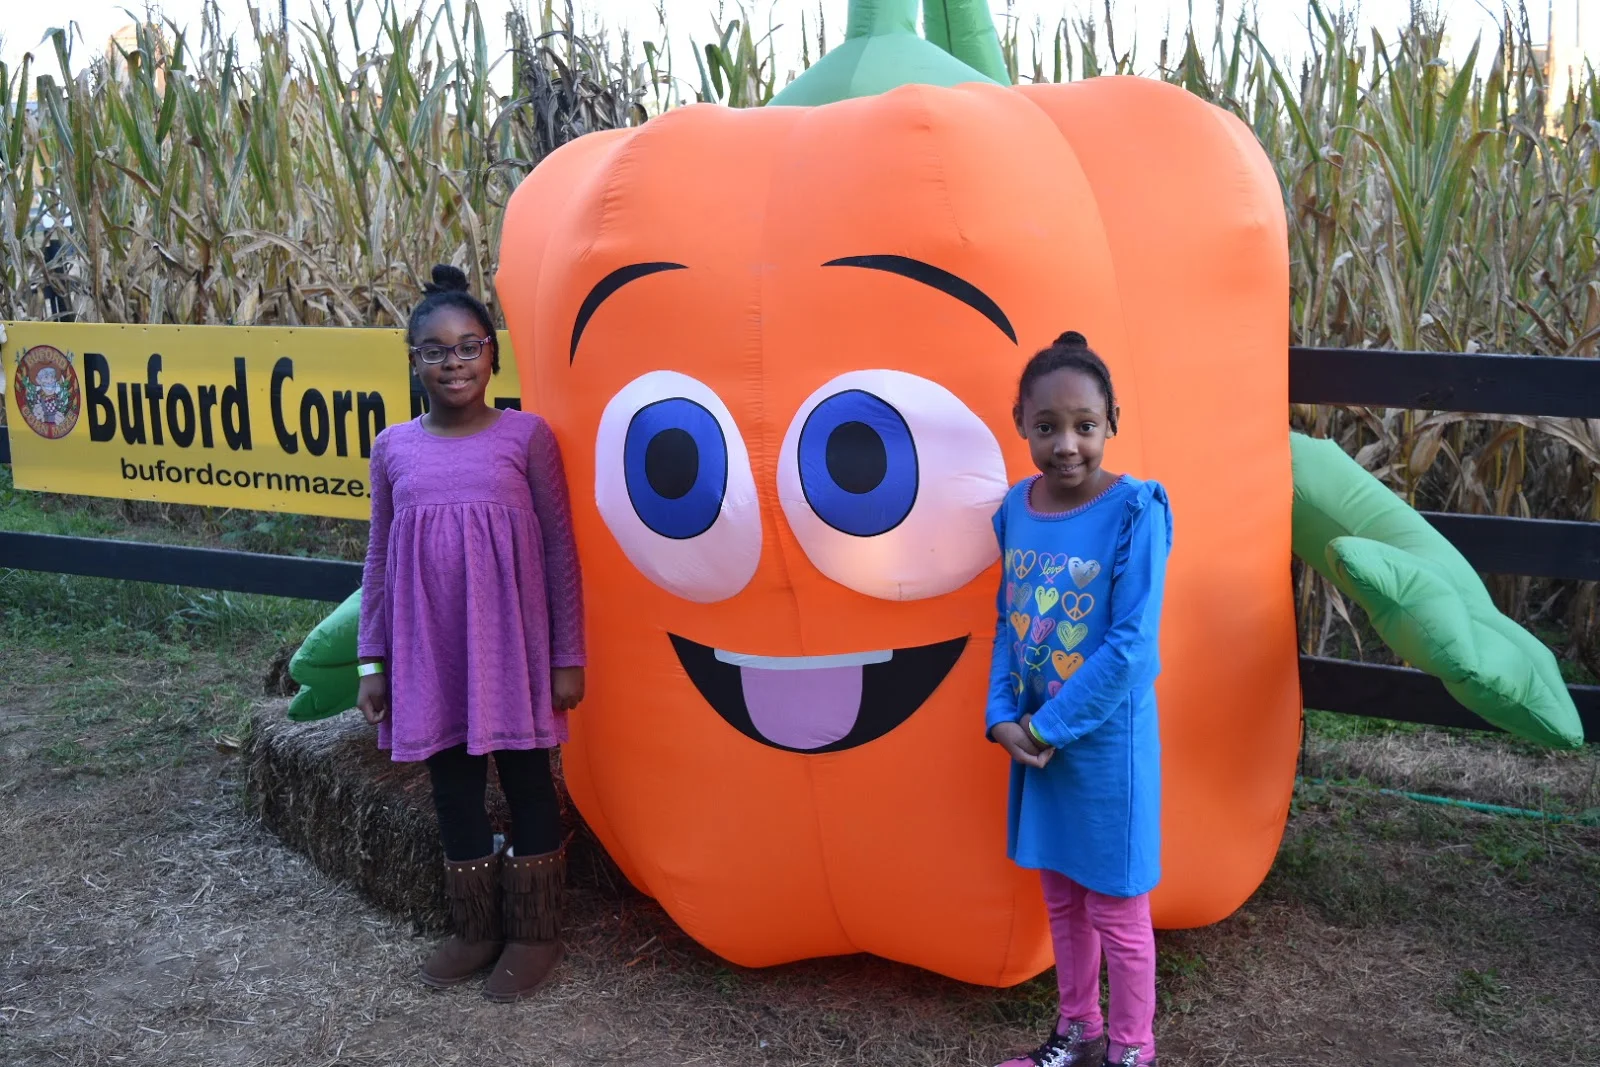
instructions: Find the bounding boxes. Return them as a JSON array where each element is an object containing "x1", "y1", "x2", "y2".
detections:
[{"x1": 14, "y1": 345, "x2": 81, "y2": 440}]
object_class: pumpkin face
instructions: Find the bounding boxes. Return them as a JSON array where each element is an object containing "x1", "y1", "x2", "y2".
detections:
[{"x1": 496, "y1": 77, "x2": 1298, "y2": 986}]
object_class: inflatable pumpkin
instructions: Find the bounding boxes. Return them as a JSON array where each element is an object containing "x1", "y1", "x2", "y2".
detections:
[
  {"x1": 494, "y1": 0, "x2": 1300, "y2": 985},
  {"x1": 273, "y1": 0, "x2": 1576, "y2": 987}
]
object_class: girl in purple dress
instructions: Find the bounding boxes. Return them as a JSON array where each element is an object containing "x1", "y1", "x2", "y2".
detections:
[{"x1": 355, "y1": 265, "x2": 585, "y2": 1001}]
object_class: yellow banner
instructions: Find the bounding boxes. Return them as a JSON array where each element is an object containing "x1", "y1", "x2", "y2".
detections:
[{"x1": 2, "y1": 322, "x2": 522, "y2": 519}]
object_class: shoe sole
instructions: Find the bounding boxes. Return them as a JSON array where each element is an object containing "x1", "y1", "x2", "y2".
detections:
[
  {"x1": 419, "y1": 962, "x2": 495, "y2": 990},
  {"x1": 482, "y1": 943, "x2": 566, "y2": 1003}
]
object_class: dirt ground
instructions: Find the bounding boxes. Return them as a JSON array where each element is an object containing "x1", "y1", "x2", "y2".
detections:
[{"x1": 2, "y1": 641, "x2": 1598, "y2": 1067}]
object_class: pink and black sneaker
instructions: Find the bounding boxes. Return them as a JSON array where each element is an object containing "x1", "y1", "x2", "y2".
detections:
[{"x1": 993, "y1": 1021, "x2": 1107, "y2": 1067}]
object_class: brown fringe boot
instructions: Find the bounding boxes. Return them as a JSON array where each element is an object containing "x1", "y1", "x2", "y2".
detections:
[
  {"x1": 420, "y1": 850, "x2": 503, "y2": 988},
  {"x1": 484, "y1": 846, "x2": 565, "y2": 1002}
]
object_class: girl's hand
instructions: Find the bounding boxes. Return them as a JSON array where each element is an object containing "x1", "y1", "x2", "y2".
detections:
[
  {"x1": 356, "y1": 673, "x2": 390, "y2": 725},
  {"x1": 552, "y1": 667, "x2": 585, "y2": 712},
  {"x1": 1019, "y1": 713, "x2": 1056, "y2": 768},
  {"x1": 992, "y1": 721, "x2": 1053, "y2": 769}
]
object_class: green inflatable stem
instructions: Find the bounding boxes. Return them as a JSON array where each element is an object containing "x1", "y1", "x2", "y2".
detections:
[
  {"x1": 921, "y1": 0, "x2": 1011, "y2": 85},
  {"x1": 1290, "y1": 432, "x2": 1584, "y2": 749},
  {"x1": 770, "y1": 0, "x2": 1004, "y2": 107},
  {"x1": 849, "y1": 0, "x2": 918, "y2": 35}
]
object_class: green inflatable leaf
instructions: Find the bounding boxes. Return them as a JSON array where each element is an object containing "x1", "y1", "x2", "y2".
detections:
[
  {"x1": 1291, "y1": 432, "x2": 1583, "y2": 748},
  {"x1": 285, "y1": 589, "x2": 362, "y2": 722},
  {"x1": 770, "y1": 0, "x2": 1004, "y2": 107}
]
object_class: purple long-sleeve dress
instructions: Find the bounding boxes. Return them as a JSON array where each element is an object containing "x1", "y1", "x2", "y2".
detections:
[{"x1": 357, "y1": 410, "x2": 585, "y2": 762}]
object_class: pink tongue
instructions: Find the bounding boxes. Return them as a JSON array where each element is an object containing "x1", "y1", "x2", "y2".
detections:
[{"x1": 740, "y1": 665, "x2": 863, "y2": 751}]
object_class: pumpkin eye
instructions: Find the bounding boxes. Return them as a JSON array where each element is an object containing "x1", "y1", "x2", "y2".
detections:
[
  {"x1": 778, "y1": 370, "x2": 1007, "y2": 602},
  {"x1": 796, "y1": 390, "x2": 918, "y2": 536},
  {"x1": 596, "y1": 371, "x2": 761, "y2": 603},
  {"x1": 625, "y1": 398, "x2": 726, "y2": 538}
]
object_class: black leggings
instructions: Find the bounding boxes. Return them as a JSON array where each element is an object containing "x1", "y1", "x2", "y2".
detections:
[{"x1": 425, "y1": 745, "x2": 561, "y2": 861}]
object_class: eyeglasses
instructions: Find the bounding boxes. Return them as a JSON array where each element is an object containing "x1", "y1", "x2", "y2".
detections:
[{"x1": 410, "y1": 336, "x2": 493, "y2": 364}]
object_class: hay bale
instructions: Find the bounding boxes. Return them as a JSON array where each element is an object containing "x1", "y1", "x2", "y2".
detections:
[{"x1": 244, "y1": 705, "x2": 622, "y2": 929}]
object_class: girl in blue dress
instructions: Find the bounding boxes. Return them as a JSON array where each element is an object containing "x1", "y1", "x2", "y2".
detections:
[{"x1": 988, "y1": 331, "x2": 1173, "y2": 1067}]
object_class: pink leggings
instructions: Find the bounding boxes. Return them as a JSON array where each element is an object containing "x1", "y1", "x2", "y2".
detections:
[{"x1": 1042, "y1": 870, "x2": 1156, "y2": 1063}]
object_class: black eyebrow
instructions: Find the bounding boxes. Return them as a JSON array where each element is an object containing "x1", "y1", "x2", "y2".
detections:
[
  {"x1": 570, "y1": 261, "x2": 687, "y2": 362},
  {"x1": 823, "y1": 255, "x2": 1017, "y2": 343}
]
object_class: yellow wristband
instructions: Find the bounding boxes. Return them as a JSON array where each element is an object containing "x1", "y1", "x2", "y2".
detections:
[
  {"x1": 1027, "y1": 720, "x2": 1047, "y2": 746},
  {"x1": 357, "y1": 662, "x2": 385, "y2": 677}
]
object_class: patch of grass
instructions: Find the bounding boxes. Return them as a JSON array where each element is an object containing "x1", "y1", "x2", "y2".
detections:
[
  {"x1": 1472, "y1": 825, "x2": 1549, "y2": 881},
  {"x1": 710, "y1": 965, "x2": 742, "y2": 997},
  {"x1": 1269, "y1": 779, "x2": 1600, "y2": 959},
  {"x1": 1156, "y1": 944, "x2": 1210, "y2": 1016},
  {"x1": 42, "y1": 735, "x2": 88, "y2": 765},
  {"x1": 978, "y1": 972, "x2": 1057, "y2": 1029},
  {"x1": 1158, "y1": 947, "x2": 1209, "y2": 983},
  {"x1": 1302, "y1": 707, "x2": 1575, "y2": 764},
  {"x1": 0, "y1": 567, "x2": 325, "y2": 652},
  {"x1": 0, "y1": 529, "x2": 327, "y2": 778},
  {"x1": 7, "y1": 629, "x2": 264, "y2": 778},
  {"x1": 1266, "y1": 818, "x2": 1422, "y2": 927},
  {"x1": 1441, "y1": 967, "x2": 1507, "y2": 1025},
  {"x1": 35, "y1": 673, "x2": 255, "y2": 777},
  {"x1": 1400, "y1": 802, "x2": 1468, "y2": 848},
  {"x1": 1303, "y1": 709, "x2": 1425, "y2": 740}
]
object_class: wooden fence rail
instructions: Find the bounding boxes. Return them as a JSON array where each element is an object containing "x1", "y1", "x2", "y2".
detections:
[{"x1": 2, "y1": 346, "x2": 1597, "y2": 738}]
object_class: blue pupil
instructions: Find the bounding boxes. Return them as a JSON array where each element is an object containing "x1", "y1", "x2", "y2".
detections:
[
  {"x1": 798, "y1": 390, "x2": 918, "y2": 537},
  {"x1": 625, "y1": 398, "x2": 727, "y2": 539}
]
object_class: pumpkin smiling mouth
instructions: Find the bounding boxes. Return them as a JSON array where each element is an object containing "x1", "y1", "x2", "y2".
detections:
[{"x1": 668, "y1": 635, "x2": 968, "y2": 753}]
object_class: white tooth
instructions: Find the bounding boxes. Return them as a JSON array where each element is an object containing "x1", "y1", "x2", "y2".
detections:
[{"x1": 714, "y1": 648, "x2": 893, "y2": 670}]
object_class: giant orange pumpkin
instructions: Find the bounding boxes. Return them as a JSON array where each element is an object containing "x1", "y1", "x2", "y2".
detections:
[{"x1": 496, "y1": 5, "x2": 1296, "y2": 987}]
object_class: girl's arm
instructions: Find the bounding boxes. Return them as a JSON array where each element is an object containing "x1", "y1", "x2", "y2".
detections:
[
  {"x1": 356, "y1": 436, "x2": 393, "y2": 661},
  {"x1": 1028, "y1": 486, "x2": 1172, "y2": 749},
  {"x1": 984, "y1": 505, "x2": 1021, "y2": 736},
  {"x1": 528, "y1": 417, "x2": 586, "y2": 668}
]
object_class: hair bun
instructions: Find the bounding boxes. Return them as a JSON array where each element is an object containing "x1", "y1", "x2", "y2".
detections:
[
  {"x1": 1055, "y1": 330, "x2": 1088, "y2": 348},
  {"x1": 424, "y1": 264, "x2": 471, "y2": 295}
]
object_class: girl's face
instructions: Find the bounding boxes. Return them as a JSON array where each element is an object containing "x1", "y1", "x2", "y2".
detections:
[
  {"x1": 1015, "y1": 367, "x2": 1116, "y2": 503},
  {"x1": 410, "y1": 305, "x2": 495, "y2": 411}
]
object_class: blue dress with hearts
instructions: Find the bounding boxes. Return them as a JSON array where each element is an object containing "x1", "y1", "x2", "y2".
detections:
[{"x1": 985, "y1": 474, "x2": 1172, "y2": 897}]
